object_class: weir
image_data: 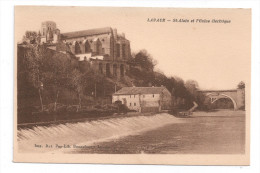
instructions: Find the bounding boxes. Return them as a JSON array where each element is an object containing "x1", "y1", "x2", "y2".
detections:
[{"x1": 17, "y1": 113, "x2": 183, "y2": 153}]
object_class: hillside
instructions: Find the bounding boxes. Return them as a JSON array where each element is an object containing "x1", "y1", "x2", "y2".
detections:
[{"x1": 17, "y1": 44, "x2": 202, "y2": 124}]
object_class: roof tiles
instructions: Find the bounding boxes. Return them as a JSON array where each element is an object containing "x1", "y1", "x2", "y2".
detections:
[
  {"x1": 61, "y1": 27, "x2": 112, "y2": 39},
  {"x1": 114, "y1": 87, "x2": 167, "y2": 95}
]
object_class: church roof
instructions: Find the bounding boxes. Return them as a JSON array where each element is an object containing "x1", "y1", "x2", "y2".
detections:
[
  {"x1": 61, "y1": 27, "x2": 112, "y2": 39},
  {"x1": 113, "y1": 87, "x2": 169, "y2": 95}
]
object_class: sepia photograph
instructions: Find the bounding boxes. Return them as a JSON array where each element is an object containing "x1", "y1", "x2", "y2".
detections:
[{"x1": 13, "y1": 6, "x2": 251, "y2": 165}]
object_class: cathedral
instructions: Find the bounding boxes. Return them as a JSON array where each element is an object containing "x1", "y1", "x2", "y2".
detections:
[{"x1": 39, "y1": 21, "x2": 131, "y2": 78}]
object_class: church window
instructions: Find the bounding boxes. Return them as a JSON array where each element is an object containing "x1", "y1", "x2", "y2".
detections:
[
  {"x1": 85, "y1": 41, "x2": 91, "y2": 53},
  {"x1": 122, "y1": 44, "x2": 126, "y2": 58},
  {"x1": 96, "y1": 40, "x2": 102, "y2": 55},
  {"x1": 74, "y1": 42, "x2": 81, "y2": 54},
  {"x1": 106, "y1": 63, "x2": 111, "y2": 77},
  {"x1": 113, "y1": 64, "x2": 117, "y2": 76},
  {"x1": 120, "y1": 64, "x2": 124, "y2": 77},
  {"x1": 116, "y1": 44, "x2": 120, "y2": 57}
]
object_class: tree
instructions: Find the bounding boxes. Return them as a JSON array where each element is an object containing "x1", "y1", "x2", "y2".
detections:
[
  {"x1": 41, "y1": 51, "x2": 74, "y2": 111},
  {"x1": 23, "y1": 31, "x2": 38, "y2": 44},
  {"x1": 173, "y1": 76, "x2": 186, "y2": 98},
  {"x1": 185, "y1": 79, "x2": 202, "y2": 109},
  {"x1": 185, "y1": 80, "x2": 199, "y2": 96},
  {"x1": 131, "y1": 49, "x2": 157, "y2": 71},
  {"x1": 21, "y1": 44, "x2": 78, "y2": 112},
  {"x1": 128, "y1": 50, "x2": 158, "y2": 87},
  {"x1": 69, "y1": 69, "x2": 86, "y2": 111},
  {"x1": 24, "y1": 44, "x2": 45, "y2": 111}
]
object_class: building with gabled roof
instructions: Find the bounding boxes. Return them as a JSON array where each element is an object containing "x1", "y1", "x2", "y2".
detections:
[
  {"x1": 61, "y1": 27, "x2": 112, "y2": 39},
  {"x1": 38, "y1": 21, "x2": 131, "y2": 79},
  {"x1": 112, "y1": 86, "x2": 172, "y2": 113}
]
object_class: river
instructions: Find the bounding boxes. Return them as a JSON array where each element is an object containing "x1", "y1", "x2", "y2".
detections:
[{"x1": 17, "y1": 110, "x2": 245, "y2": 154}]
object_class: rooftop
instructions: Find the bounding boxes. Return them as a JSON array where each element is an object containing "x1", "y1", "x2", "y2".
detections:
[
  {"x1": 61, "y1": 27, "x2": 112, "y2": 39},
  {"x1": 113, "y1": 87, "x2": 168, "y2": 95}
]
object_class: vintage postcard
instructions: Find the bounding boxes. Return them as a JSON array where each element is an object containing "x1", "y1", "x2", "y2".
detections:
[{"x1": 14, "y1": 6, "x2": 251, "y2": 165}]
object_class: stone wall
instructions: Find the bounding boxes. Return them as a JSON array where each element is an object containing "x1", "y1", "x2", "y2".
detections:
[
  {"x1": 91, "y1": 59, "x2": 128, "y2": 79},
  {"x1": 236, "y1": 88, "x2": 245, "y2": 109}
]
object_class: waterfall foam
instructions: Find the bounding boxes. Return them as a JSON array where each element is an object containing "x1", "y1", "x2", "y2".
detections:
[{"x1": 17, "y1": 113, "x2": 183, "y2": 153}]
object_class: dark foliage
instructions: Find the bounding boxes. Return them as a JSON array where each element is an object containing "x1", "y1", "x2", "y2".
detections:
[{"x1": 18, "y1": 44, "x2": 205, "y2": 123}]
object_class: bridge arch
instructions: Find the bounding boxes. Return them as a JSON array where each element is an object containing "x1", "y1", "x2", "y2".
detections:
[{"x1": 206, "y1": 93, "x2": 237, "y2": 110}]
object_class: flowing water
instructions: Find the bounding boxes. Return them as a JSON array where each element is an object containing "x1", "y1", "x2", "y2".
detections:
[
  {"x1": 17, "y1": 113, "x2": 183, "y2": 153},
  {"x1": 69, "y1": 110, "x2": 245, "y2": 154}
]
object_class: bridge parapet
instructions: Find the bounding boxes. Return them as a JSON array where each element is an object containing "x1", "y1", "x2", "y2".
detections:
[{"x1": 198, "y1": 88, "x2": 245, "y2": 110}]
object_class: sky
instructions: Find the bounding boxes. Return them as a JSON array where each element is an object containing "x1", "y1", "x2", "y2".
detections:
[{"x1": 15, "y1": 6, "x2": 251, "y2": 90}]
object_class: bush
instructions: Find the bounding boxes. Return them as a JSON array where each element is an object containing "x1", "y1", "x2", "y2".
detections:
[{"x1": 66, "y1": 105, "x2": 78, "y2": 113}]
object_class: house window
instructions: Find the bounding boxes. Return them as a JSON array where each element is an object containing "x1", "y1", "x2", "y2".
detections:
[
  {"x1": 153, "y1": 94, "x2": 154, "y2": 98},
  {"x1": 134, "y1": 103, "x2": 136, "y2": 106},
  {"x1": 130, "y1": 103, "x2": 131, "y2": 106}
]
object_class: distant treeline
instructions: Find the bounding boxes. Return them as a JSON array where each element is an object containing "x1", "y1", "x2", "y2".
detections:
[{"x1": 127, "y1": 50, "x2": 206, "y2": 110}]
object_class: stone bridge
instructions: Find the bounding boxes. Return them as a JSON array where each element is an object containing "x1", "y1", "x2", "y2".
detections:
[{"x1": 199, "y1": 88, "x2": 245, "y2": 110}]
